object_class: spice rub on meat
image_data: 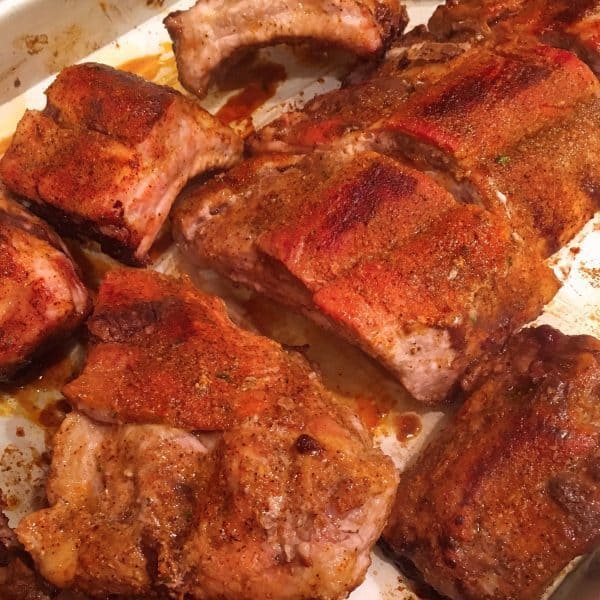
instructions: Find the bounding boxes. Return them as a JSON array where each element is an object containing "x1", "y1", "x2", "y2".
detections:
[
  {"x1": 0, "y1": 191, "x2": 89, "y2": 381},
  {"x1": 19, "y1": 269, "x2": 398, "y2": 600},
  {"x1": 0, "y1": 63, "x2": 242, "y2": 266},
  {"x1": 165, "y1": 0, "x2": 408, "y2": 98},
  {"x1": 372, "y1": 41, "x2": 600, "y2": 255},
  {"x1": 248, "y1": 30, "x2": 474, "y2": 155},
  {"x1": 65, "y1": 268, "x2": 330, "y2": 431},
  {"x1": 383, "y1": 326, "x2": 600, "y2": 600},
  {"x1": 429, "y1": 0, "x2": 600, "y2": 76},
  {"x1": 174, "y1": 150, "x2": 558, "y2": 404}
]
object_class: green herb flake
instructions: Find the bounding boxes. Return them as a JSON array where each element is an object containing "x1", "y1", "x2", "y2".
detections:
[{"x1": 495, "y1": 155, "x2": 511, "y2": 166}]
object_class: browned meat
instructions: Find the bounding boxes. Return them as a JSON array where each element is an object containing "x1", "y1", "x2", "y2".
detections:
[
  {"x1": 0, "y1": 63, "x2": 242, "y2": 266},
  {"x1": 19, "y1": 270, "x2": 397, "y2": 600},
  {"x1": 248, "y1": 30, "x2": 473, "y2": 154},
  {"x1": 0, "y1": 191, "x2": 90, "y2": 380},
  {"x1": 252, "y1": 42, "x2": 600, "y2": 254},
  {"x1": 0, "y1": 507, "x2": 19, "y2": 566},
  {"x1": 165, "y1": 0, "x2": 408, "y2": 98},
  {"x1": 174, "y1": 150, "x2": 558, "y2": 403},
  {"x1": 373, "y1": 41, "x2": 600, "y2": 255},
  {"x1": 65, "y1": 268, "x2": 330, "y2": 431},
  {"x1": 383, "y1": 326, "x2": 600, "y2": 600},
  {"x1": 0, "y1": 558, "x2": 58, "y2": 600},
  {"x1": 429, "y1": 0, "x2": 600, "y2": 75}
]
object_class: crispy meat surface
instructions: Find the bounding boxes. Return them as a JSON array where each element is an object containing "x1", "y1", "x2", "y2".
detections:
[
  {"x1": 20, "y1": 270, "x2": 397, "y2": 599},
  {"x1": 174, "y1": 150, "x2": 558, "y2": 403},
  {"x1": 0, "y1": 192, "x2": 89, "y2": 380},
  {"x1": 379, "y1": 41, "x2": 597, "y2": 166},
  {"x1": 429, "y1": 0, "x2": 600, "y2": 75},
  {"x1": 373, "y1": 42, "x2": 600, "y2": 255},
  {"x1": 64, "y1": 268, "x2": 325, "y2": 430},
  {"x1": 165, "y1": 0, "x2": 408, "y2": 98},
  {"x1": 383, "y1": 326, "x2": 600, "y2": 600},
  {"x1": 248, "y1": 31, "x2": 473, "y2": 154},
  {"x1": 0, "y1": 63, "x2": 242, "y2": 266}
]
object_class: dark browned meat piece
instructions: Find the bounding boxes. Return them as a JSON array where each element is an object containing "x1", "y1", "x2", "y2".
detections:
[
  {"x1": 429, "y1": 0, "x2": 600, "y2": 75},
  {"x1": 373, "y1": 41, "x2": 600, "y2": 255},
  {"x1": 174, "y1": 150, "x2": 558, "y2": 403},
  {"x1": 20, "y1": 269, "x2": 398, "y2": 600},
  {"x1": 383, "y1": 325, "x2": 600, "y2": 600},
  {"x1": 165, "y1": 0, "x2": 408, "y2": 98},
  {"x1": 0, "y1": 191, "x2": 90, "y2": 380},
  {"x1": 0, "y1": 63, "x2": 242, "y2": 266}
]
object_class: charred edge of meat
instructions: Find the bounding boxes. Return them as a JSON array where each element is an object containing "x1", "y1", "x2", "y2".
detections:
[
  {"x1": 18, "y1": 197, "x2": 146, "y2": 267},
  {"x1": 378, "y1": 540, "x2": 448, "y2": 600}
]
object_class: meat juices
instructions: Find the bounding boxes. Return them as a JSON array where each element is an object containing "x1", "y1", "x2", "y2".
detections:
[
  {"x1": 174, "y1": 150, "x2": 558, "y2": 403},
  {"x1": 165, "y1": 0, "x2": 408, "y2": 98},
  {"x1": 0, "y1": 63, "x2": 242, "y2": 266},
  {"x1": 19, "y1": 269, "x2": 398, "y2": 600},
  {"x1": 383, "y1": 326, "x2": 600, "y2": 600},
  {"x1": 0, "y1": 192, "x2": 89, "y2": 380}
]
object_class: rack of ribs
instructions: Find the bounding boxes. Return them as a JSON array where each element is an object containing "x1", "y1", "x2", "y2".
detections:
[
  {"x1": 0, "y1": 191, "x2": 90, "y2": 380},
  {"x1": 173, "y1": 150, "x2": 558, "y2": 404},
  {"x1": 251, "y1": 37, "x2": 600, "y2": 255},
  {"x1": 383, "y1": 325, "x2": 600, "y2": 600},
  {"x1": 19, "y1": 268, "x2": 398, "y2": 600},
  {"x1": 0, "y1": 63, "x2": 242, "y2": 266},
  {"x1": 429, "y1": 0, "x2": 600, "y2": 76},
  {"x1": 371, "y1": 41, "x2": 600, "y2": 255},
  {"x1": 164, "y1": 0, "x2": 409, "y2": 98},
  {"x1": 248, "y1": 29, "x2": 475, "y2": 155}
]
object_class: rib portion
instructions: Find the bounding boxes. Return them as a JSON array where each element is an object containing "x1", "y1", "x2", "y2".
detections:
[
  {"x1": 174, "y1": 150, "x2": 558, "y2": 403},
  {"x1": 383, "y1": 326, "x2": 600, "y2": 600},
  {"x1": 429, "y1": 0, "x2": 600, "y2": 75},
  {"x1": 378, "y1": 42, "x2": 597, "y2": 167},
  {"x1": 0, "y1": 63, "x2": 242, "y2": 266},
  {"x1": 165, "y1": 0, "x2": 408, "y2": 98},
  {"x1": 19, "y1": 269, "x2": 397, "y2": 600},
  {"x1": 248, "y1": 31, "x2": 474, "y2": 154},
  {"x1": 0, "y1": 191, "x2": 89, "y2": 380},
  {"x1": 373, "y1": 42, "x2": 600, "y2": 254},
  {"x1": 64, "y1": 268, "x2": 325, "y2": 431}
]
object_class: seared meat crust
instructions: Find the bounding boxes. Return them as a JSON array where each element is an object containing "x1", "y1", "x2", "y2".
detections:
[
  {"x1": 174, "y1": 150, "x2": 558, "y2": 403},
  {"x1": 0, "y1": 192, "x2": 89, "y2": 380},
  {"x1": 64, "y1": 268, "x2": 326, "y2": 431},
  {"x1": 384, "y1": 326, "x2": 600, "y2": 600},
  {"x1": 373, "y1": 41, "x2": 600, "y2": 255},
  {"x1": 0, "y1": 63, "x2": 242, "y2": 265},
  {"x1": 165, "y1": 0, "x2": 408, "y2": 97},
  {"x1": 248, "y1": 31, "x2": 474, "y2": 155},
  {"x1": 19, "y1": 269, "x2": 397, "y2": 600},
  {"x1": 429, "y1": 0, "x2": 600, "y2": 75}
]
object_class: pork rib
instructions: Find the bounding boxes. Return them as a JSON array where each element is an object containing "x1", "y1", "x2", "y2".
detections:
[
  {"x1": 20, "y1": 269, "x2": 397, "y2": 600},
  {"x1": 371, "y1": 41, "x2": 600, "y2": 255},
  {"x1": 429, "y1": 0, "x2": 600, "y2": 76},
  {"x1": 248, "y1": 30, "x2": 474, "y2": 155},
  {"x1": 64, "y1": 268, "x2": 326, "y2": 431},
  {"x1": 0, "y1": 63, "x2": 242, "y2": 266},
  {"x1": 0, "y1": 191, "x2": 89, "y2": 380},
  {"x1": 383, "y1": 326, "x2": 600, "y2": 600},
  {"x1": 165, "y1": 0, "x2": 408, "y2": 98},
  {"x1": 174, "y1": 150, "x2": 558, "y2": 403}
]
